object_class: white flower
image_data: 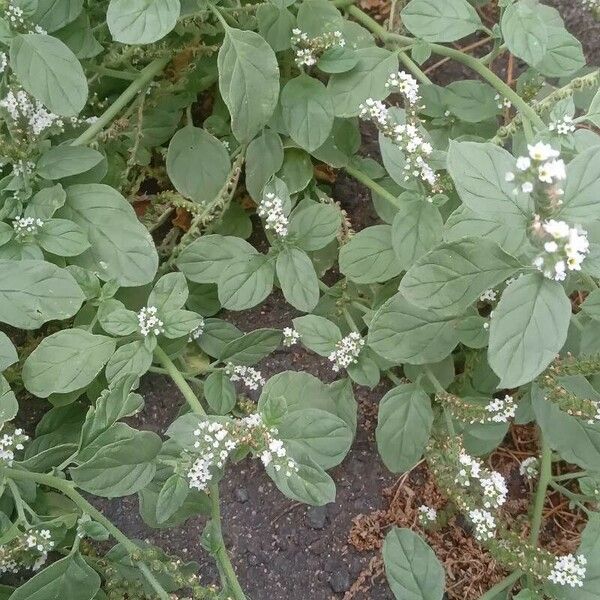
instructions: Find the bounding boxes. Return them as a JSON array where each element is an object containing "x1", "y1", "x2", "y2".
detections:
[
  {"x1": 12, "y1": 216, "x2": 43, "y2": 238},
  {"x1": 386, "y1": 71, "x2": 420, "y2": 105},
  {"x1": 0, "y1": 426, "x2": 29, "y2": 467},
  {"x1": 188, "y1": 317, "x2": 205, "y2": 342},
  {"x1": 225, "y1": 364, "x2": 265, "y2": 390},
  {"x1": 548, "y1": 554, "x2": 587, "y2": 587},
  {"x1": 137, "y1": 306, "x2": 164, "y2": 337},
  {"x1": 291, "y1": 29, "x2": 345, "y2": 67},
  {"x1": 456, "y1": 451, "x2": 482, "y2": 486},
  {"x1": 521, "y1": 181, "x2": 534, "y2": 193},
  {"x1": 480, "y1": 471, "x2": 508, "y2": 508},
  {"x1": 479, "y1": 289, "x2": 497, "y2": 303},
  {"x1": 516, "y1": 156, "x2": 531, "y2": 171},
  {"x1": 519, "y1": 457, "x2": 539, "y2": 479},
  {"x1": 283, "y1": 327, "x2": 299, "y2": 347},
  {"x1": 505, "y1": 171, "x2": 515, "y2": 182},
  {"x1": 328, "y1": 332, "x2": 364, "y2": 372},
  {"x1": 485, "y1": 395, "x2": 516, "y2": 423},
  {"x1": 0, "y1": 52, "x2": 7, "y2": 74},
  {"x1": 417, "y1": 505, "x2": 437, "y2": 524},
  {"x1": 494, "y1": 94, "x2": 512, "y2": 109},
  {"x1": 468, "y1": 509, "x2": 496, "y2": 541},
  {"x1": 549, "y1": 116, "x2": 575, "y2": 135},
  {"x1": 544, "y1": 241, "x2": 559, "y2": 253},
  {"x1": 528, "y1": 142, "x2": 560, "y2": 161},
  {"x1": 257, "y1": 192, "x2": 288, "y2": 237},
  {"x1": 538, "y1": 158, "x2": 566, "y2": 184},
  {"x1": 0, "y1": 88, "x2": 64, "y2": 136}
]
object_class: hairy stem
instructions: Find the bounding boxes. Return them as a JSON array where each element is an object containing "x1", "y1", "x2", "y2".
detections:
[
  {"x1": 72, "y1": 57, "x2": 170, "y2": 147},
  {"x1": 336, "y1": 2, "x2": 545, "y2": 129},
  {"x1": 1, "y1": 468, "x2": 170, "y2": 600},
  {"x1": 343, "y1": 164, "x2": 402, "y2": 208},
  {"x1": 153, "y1": 346, "x2": 246, "y2": 599}
]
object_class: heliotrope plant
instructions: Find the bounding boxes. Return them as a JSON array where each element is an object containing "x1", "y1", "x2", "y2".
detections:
[{"x1": 0, "y1": 0, "x2": 599, "y2": 598}]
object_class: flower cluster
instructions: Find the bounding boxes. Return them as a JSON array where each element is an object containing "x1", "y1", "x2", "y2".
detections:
[
  {"x1": 0, "y1": 426, "x2": 28, "y2": 466},
  {"x1": 290, "y1": 29, "x2": 345, "y2": 67},
  {"x1": 12, "y1": 160, "x2": 36, "y2": 177},
  {"x1": 417, "y1": 505, "x2": 437, "y2": 526},
  {"x1": 0, "y1": 88, "x2": 64, "y2": 136},
  {"x1": 548, "y1": 554, "x2": 587, "y2": 588},
  {"x1": 480, "y1": 471, "x2": 508, "y2": 509},
  {"x1": 468, "y1": 508, "x2": 497, "y2": 541},
  {"x1": 188, "y1": 317, "x2": 205, "y2": 342},
  {"x1": 494, "y1": 94, "x2": 512, "y2": 110},
  {"x1": 328, "y1": 331, "x2": 364, "y2": 372},
  {"x1": 485, "y1": 395, "x2": 516, "y2": 423},
  {"x1": 137, "y1": 306, "x2": 164, "y2": 337},
  {"x1": 225, "y1": 363, "x2": 266, "y2": 391},
  {"x1": 549, "y1": 115, "x2": 576, "y2": 135},
  {"x1": 283, "y1": 327, "x2": 299, "y2": 347},
  {"x1": 531, "y1": 217, "x2": 589, "y2": 281},
  {"x1": 257, "y1": 192, "x2": 288, "y2": 237},
  {"x1": 4, "y1": 1, "x2": 46, "y2": 34},
  {"x1": 479, "y1": 289, "x2": 497, "y2": 303},
  {"x1": 519, "y1": 457, "x2": 539, "y2": 479},
  {"x1": 0, "y1": 52, "x2": 7, "y2": 74},
  {"x1": 505, "y1": 142, "x2": 566, "y2": 195},
  {"x1": 12, "y1": 216, "x2": 43, "y2": 238},
  {"x1": 187, "y1": 414, "x2": 297, "y2": 492},
  {"x1": 385, "y1": 71, "x2": 420, "y2": 106},
  {"x1": 0, "y1": 528, "x2": 54, "y2": 574},
  {"x1": 359, "y1": 97, "x2": 437, "y2": 189}
]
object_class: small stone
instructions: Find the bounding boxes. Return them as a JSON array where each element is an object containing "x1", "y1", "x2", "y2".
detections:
[
  {"x1": 307, "y1": 506, "x2": 327, "y2": 529},
  {"x1": 234, "y1": 487, "x2": 249, "y2": 503},
  {"x1": 329, "y1": 569, "x2": 350, "y2": 593}
]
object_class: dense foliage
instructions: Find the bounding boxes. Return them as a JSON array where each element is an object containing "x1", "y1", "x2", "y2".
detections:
[{"x1": 0, "y1": 0, "x2": 599, "y2": 598}]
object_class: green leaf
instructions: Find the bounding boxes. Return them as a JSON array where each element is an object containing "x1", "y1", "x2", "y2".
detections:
[
  {"x1": 376, "y1": 384, "x2": 433, "y2": 473},
  {"x1": 37, "y1": 218, "x2": 89, "y2": 257},
  {"x1": 0, "y1": 331, "x2": 18, "y2": 372},
  {"x1": 98, "y1": 299, "x2": 138, "y2": 336},
  {"x1": 444, "y1": 205, "x2": 528, "y2": 255},
  {"x1": 54, "y1": 12, "x2": 102, "y2": 59},
  {"x1": 166, "y1": 126, "x2": 231, "y2": 203},
  {"x1": 259, "y1": 394, "x2": 288, "y2": 426},
  {"x1": 288, "y1": 201, "x2": 341, "y2": 251},
  {"x1": 156, "y1": 474, "x2": 189, "y2": 524},
  {"x1": 347, "y1": 350, "x2": 380, "y2": 387},
  {"x1": 9, "y1": 552, "x2": 100, "y2": 600},
  {"x1": 23, "y1": 330, "x2": 115, "y2": 398},
  {"x1": 279, "y1": 408, "x2": 352, "y2": 469},
  {"x1": 339, "y1": 224, "x2": 402, "y2": 284},
  {"x1": 176, "y1": 235, "x2": 256, "y2": 284},
  {"x1": 33, "y1": 0, "x2": 84, "y2": 33},
  {"x1": 501, "y1": 0, "x2": 548, "y2": 65},
  {"x1": 203, "y1": 370, "x2": 237, "y2": 414},
  {"x1": 281, "y1": 74, "x2": 334, "y2": 152},
  {"x1": 107, "y1": 0, "x2": 180, "y2": 44},
  {"x1": 400, "y1": 238, "x2": 522, "y2": 312},
  {"x1": 558, "y1": 147, "x2": 600, "y2": 222},
  {"x1": 532, "y1": 384, "x2": 600, "y2": 473},
  {"x1": 276, "y1": 246, "x2": 319, "y2": 312},
  {"x1": 37, "y1": 146, "x2": 103, "y2": 180},
  {"x1": 148, "y1": 272, "x2": 188, "y2": 313},
  {"x1": 534, "y1": 22, "x2": 585, "y2": 78},
  {"x1": 382, "y1": 527, "x2": 445, "y2": 600},
  {"x1": 445, "y1": 80, "x2": 499, "y2": 123},
  {"x1": 71, "y1": 425, "x2": 161, "y2": 497},
  {"x1": 327, "y1": 47, "x2": 398, "y2": 117},
  {"x1": 276, "y1": 147, "x2": 313, "y2": 193},
  {"x1": 245, "y1": 129, "x2": 284, "y2": 201},
  {"x1": 256, "y1": 4, "x2": 295, "y2": 52},
  {"x1": 0, "y1": 260, "x2": 84, "y2": 329},
  {"x1": 585, "y1": 88, "x2": 600, "y2": 128},
  {"x1": 219, "y1": 328, "x2": 283, "y2": 365},
  {"x1": 488, "y1": 273, "x2": 571, "y2": 388},
  {"x1": 10, "y1": 33, "x2": 87, "y2": 116},
  {"x1": 197, "y1": 318, "x2": 243, "y2": 358},
  {"x1": 317, "y1": 46, "x2": 358, "y2": 73},
  {"x1": 24, "y1": 184, "x2": 66, "y2": 220},
  {"x1": 218, "y1": 26, "x2": 280, "y2": 142},
  {"x1": 105, "y1": 340, "x2": 153, "y2": 381},
  {"x1": 292, "y1": 314, "x2": 341, "y2": 356},
  {"x1": 217, "y1": 254, "x2": 274, "y2": 310},
  {"x1": 447, "y1": 141, "x2": 532, "y2": 217},
  {"x1": 267, "y1": 454, "x2": 335, "y2": 506},
  {"x1": 162, "y1": 309, "x2": 201, "y2": 339},
  {"x1": 57, "y1": 184, "x2": 158, "y2": 286},
  {"x1": 401, "y1": 0, "x2": 481, "y2": 42},
  {"x1": 0, "y1": 376, "x2": 18, "y2": 425},
  {"x1": 391, "y1": 200, "x2": 443, "y2": 270},
  {"x1": 368, "y1": 293, "x2": 460, "y2": 365},
  {"x1": 296, "y1": 0, "x2": 344, "y2": 36}
]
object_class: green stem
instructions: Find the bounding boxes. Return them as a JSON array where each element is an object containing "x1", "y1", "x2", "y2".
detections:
[
  {"x1": 529, "y1": 435, "x2": 552, "y2": 547},
  {"x1": 478, "y1": 570, "x2": 523, "y2": 600},
  {"x1": 550, "y1": 481, "x2": 593, "y2": 508},
  {"x1": 153, "y1": 347, "x2": 246, "y2": 599},
  {"x1": 154, "y1": 346, "x2": 206, "y2": 416},
  {"x1": 343, "y1": 164, "x2": 402, "y2": 209},
  {"x1": 553, "y1": 470, "x2": 587, "y2": 482},
  {"x1": 339, "y1": 3, "x2": 545, "y2": 130},
  {"x1": 89, "y1": 66, "x2": 140, "y2": 81},
  {"x1": 1, "y1": 468, "x2": 170, "y2": 600},
  {"x1": 342, "y1": 307, "x2": 359, "y2": 331},
  {"x1": 72, "y1": 57, "x2": 170, "y2": 147},
  {"x1": 386, "y1": 370, "x2": 403, "y2": 387},
  {"x1": 7, "y1": 479, "x2": 29, "y2": 526},
  {"x1": 423, "y1": 366, "x2": 445, "y2": 394},
  {"x1": 397, "y1": 50, "x2": 432, "y2": 85}
]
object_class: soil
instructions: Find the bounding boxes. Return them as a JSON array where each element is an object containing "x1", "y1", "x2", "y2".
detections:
[{"x1": 9, "y1": 2, "x2": 598, "y2": 599}]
